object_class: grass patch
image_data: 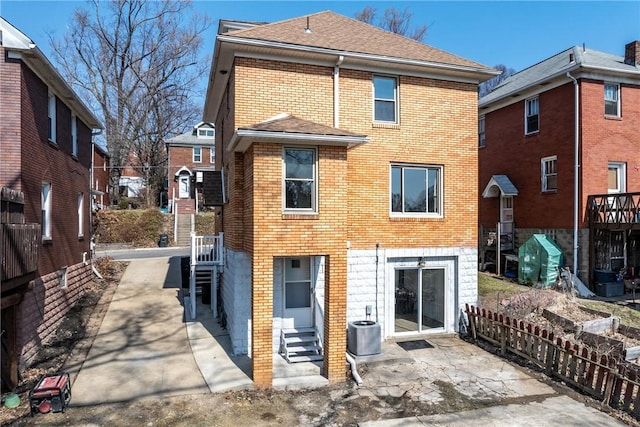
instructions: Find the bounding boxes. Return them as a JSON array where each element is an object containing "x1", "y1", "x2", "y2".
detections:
[
  {"x1": 194, "y1": 212, "x2": 216, "y2": 236},
  {"x1": 581, "y1": 300, "x2": 640, "y2": 328},
  {"x1": 95, "y1": 209, "x2": 172, "y2": 247}
]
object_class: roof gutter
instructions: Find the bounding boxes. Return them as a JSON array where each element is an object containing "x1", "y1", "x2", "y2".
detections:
[
  {"x1": 566, "y1": 71, "x2": 580, "y2": 278},
  {"x1": 334, "y1": 55, "x2": 344, "y2": 128}
]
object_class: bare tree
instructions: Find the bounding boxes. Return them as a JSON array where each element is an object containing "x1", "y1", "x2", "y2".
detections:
[
  {"x1": 355, "y1": 6, "x2": 428, "y2": 41},
  {"x1": 479, "y1": 64, "x2": 517, "y2": 98},
  {"x1": 49, "y1": 0, "x2": 210, "y2": 206}
]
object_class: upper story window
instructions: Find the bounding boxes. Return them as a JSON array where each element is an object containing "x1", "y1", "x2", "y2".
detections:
[
  {"x1": 391, "y1": 164, "x2": 442, "y2": 217},
  {"x1": 541, "y1": 156, "x2": 557, "y2": 192},
  {"x1": 71, "y1": 114, "x2": 78, "y2": 156},
  {"x1": 198, "y1": 128, "x2": 214, "y2": 139},
  {"x1": 525, "y1": 97, "x2": 539, "y2": 134},
  {"x1": 604, "y1": 83, "x2": 620, "y2": 117},
  {"x1": 608, "y1": 162, "x2": 626, "y2": 193},
  {"x1": 193, "y1": 147, "x2": 202, "y2": 163},
  {"x1": 283, "y1": 147, "x2": 317, "y2": 213},
  {"x1": 42, "y1": 182, "x2": 52, "y2": 239},
  {"x1": 210, "y1": 148, "x2": 215, "y2": 164},
  {"x1": 48, "y1": 89, "x2": 57, "y2": 142},
  {"x1": 373, "y1": 75, "x2": 398, "y2": 123},
  {"x1": 478, "y1": 116, "x2": 486, "y2": 147}
]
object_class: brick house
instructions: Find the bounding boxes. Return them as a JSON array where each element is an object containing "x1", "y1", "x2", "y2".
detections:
[
  {"x1": 166, "y1": 121, "x2": 215, "y2": 214},
  {"x1": 0, "y1": 18, "x2": 101, "y2": 388},
  {"x1": 202, "y1": 11, "x2": 496, "y2": 387},
  {"x1": 478, "y1": 41, "x2": 640, "y2": 287},
  {"x1": 92, "y1": 143, "x2": 110, "y2": 210}
]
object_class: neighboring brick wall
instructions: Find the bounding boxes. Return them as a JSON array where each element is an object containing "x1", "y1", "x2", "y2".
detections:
[
  {"x1": 17, "y1": 262, "x2": 92, "y2": 368},
  {"x1": 479, "y1": 82, "x2": 575, "y2": 230},
  {"x1": 580, "y1": 79, "x2": 640, "y2": 198},
  {"x1": 0, "y1": 47, "x2": 23, "y2": 191},
  {"x1": 20, "y1": 62, "x2": 92, "y2": 276}
]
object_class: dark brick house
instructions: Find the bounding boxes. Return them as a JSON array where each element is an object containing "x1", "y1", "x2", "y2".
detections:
[
  {"x1": 0, "y1": 17, "x2": 101, "y2": 389},
  {"x1": 479, "y1": 41, "x2": 640, "y2": 287}
]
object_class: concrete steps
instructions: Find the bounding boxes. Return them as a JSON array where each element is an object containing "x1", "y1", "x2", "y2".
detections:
[{"x1": 176, "y1": 214, "x2": 192, "y2": 246}]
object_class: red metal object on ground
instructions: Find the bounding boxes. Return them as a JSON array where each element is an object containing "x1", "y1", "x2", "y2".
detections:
[{"x1": 29, "y1": 372, "x2": 71, "y2": 415}]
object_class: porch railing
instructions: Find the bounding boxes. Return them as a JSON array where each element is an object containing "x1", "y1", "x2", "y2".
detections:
[
  {"x1": 190, "y1": 232, "x2": 224, "y2": 266},
  {"x1": 1, "y1": 223, "x2": 40, "y2": 282},
  {"x1": 588, "y1": 192, "x2": 640, "y2": 227}
]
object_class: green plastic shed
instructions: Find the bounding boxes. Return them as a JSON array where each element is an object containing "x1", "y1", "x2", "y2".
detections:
[{"x1": 518, "y1": 234, "x2": 564, "y2": 287}]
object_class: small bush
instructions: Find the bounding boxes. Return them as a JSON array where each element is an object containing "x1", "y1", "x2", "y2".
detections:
[{"x1": 194, "y1": 212, "x2": 216, "y2": 235}]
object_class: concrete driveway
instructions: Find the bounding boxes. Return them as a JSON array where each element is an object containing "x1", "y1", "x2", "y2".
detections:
[{"x1": 71, "y1": 256, "x2": 209, "y2": 404}]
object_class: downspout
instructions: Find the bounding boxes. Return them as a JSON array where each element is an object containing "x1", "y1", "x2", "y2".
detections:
[
  {"x1": 334, "y1": 55, "x2": 344, "y2": 128},
  {"x1": 345, "y1": 352, "x2": 363, "y2": 386},
  {"x1": 566, "y1": 72, "x2": 580, "y2": 277}
]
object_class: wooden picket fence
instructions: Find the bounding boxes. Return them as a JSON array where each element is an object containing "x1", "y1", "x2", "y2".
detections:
[{"x1": 466, "y1": 304, "x2": 640, "y2": 418}]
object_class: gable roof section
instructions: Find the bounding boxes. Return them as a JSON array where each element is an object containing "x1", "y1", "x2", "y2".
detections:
[
  {"x1": 205, "y1": 11, "x2": 497, "y2": 121},
  {"x1": 480, "y1": 44, "x2": 640, "y2": 110},
  {"x1": 482, "y1": 175, "x2": 519, "y2": 198},
  {"x1": 166, "y1": 122, "x2": 215, "y2": 146},
  {"x1": 228, "y1": 113, "x2": 369, "y2": 152},
  {"x1": 0, "y1": 17, "x2": 102, "y2": 130}
]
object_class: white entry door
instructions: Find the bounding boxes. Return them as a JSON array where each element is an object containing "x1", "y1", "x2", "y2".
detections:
[
  {"x1": 179, "y1": 175, "x2": 190, "y2": 198},
  {"x1": 283, "y1": 257, "x2": 313, "y2": 328}
]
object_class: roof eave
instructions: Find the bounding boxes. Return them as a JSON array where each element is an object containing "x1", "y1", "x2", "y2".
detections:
[
  {"x1": 227, "y1": 129, "x2": 369, "y2": 153},
  {"x1": 7, "y1": 48, "x2": 103, "y2": 130}
]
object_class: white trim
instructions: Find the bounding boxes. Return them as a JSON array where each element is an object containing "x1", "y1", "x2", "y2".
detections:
[
  {"x1": 227, "y1": 129, "x2": 369, "y2": 153},
  {"x1": 192, "y1": 146, "x2": 202, "y2": 163},
  {"x1": 77, "y1": 192, "x2": 84, "y2": 237},
  {"x1": 41, "y1": 182, "x2": 52, "y2": 239},
  {"x1": 608, "y1": 162, "x2": 627, "y2": 194}
]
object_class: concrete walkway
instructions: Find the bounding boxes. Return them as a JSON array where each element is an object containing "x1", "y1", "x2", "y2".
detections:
[{"x1": 71, "y1": 257, "x2": 210, "y2": 405}]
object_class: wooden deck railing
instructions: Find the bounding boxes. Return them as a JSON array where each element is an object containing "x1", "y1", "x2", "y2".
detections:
[
  {"x1": 190, "y1": 232, "x2": 224, "y2": 266},
  {"x1": 1, "y1": 223, "x2": 40, "y2": 281},
  {"x1": 588, "y1": 192, "x2": 640, "y2": 227},
  {"x1": 466, "y1": 304, "x2": 640, "y2": 418}
]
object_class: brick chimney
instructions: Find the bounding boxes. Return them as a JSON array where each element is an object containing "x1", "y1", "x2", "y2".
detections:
[{"x1": 624, "y1": 41, "x2": 640, "y2": 66}]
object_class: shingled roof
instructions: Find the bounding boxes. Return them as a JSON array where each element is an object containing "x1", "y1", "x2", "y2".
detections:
[
  {"x1": 480, "y1": 44, "x2": 640, "y2": 108},
  {"x1": 222, "y1": 10, "x2": 489, "y2": 70}
]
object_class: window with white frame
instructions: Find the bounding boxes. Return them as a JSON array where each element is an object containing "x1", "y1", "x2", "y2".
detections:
[
  {"x1": 373, "y1": 75, "x2": 398, "y2": 123},
  {"x1": 193, "y1": 146, "x2": 202, "y2": 162},
  {"x1": 42, "y1": 182, "x2": 52, "y2": 239},
  {"x1": 525, "y1": 97, "x2": 539, "y2": 134},
  {"x1": 604, "y1": 83, "x2": 620, "y2": 116},
  {"x1": 210, "y1": 148, "x2": 215, "y2": 163},
  {"x1": 48, "y1": 89, "x2": 56, "y2": 142},
  {"x1": 391, "y1": 164, "x2": 442, "y2": 216},
  {"x1": 71, "y1": 114, "x2": 78, "y2": 156},
  {"x1": 77, "y1": 193, "x2": 84, "y2": 237},
  {"x1": 478, "y1": 116, "x2": 486, "y2": 147},
  {"x1": 541, "y1": 156, "x2": 557, "y2": 192},
  {"x1": 608, "y1": 162, "x2": 626, "y2": 193},
  {"x1": 283, "y1": 147, "x2": 317, "y2": 212},
  {"x1": 198, "y1": 128, "x2": 214, "y2": 138}
]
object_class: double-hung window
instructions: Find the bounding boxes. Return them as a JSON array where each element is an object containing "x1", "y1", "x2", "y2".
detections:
[
  {"x1": 198, "y1": 128, "x2": 214, "y2": 138},
  {"x1": 373, "y1": 75, "x2": 398, "y2": 123},
  {"x1": 77, "y1": 193, "x2": 84, "y2": 237},
  {"x1": 525, "y1": 97, "x2": 539, "y2": 134},
  {"x1": 541, "y1": 156, "x2": 557, "y2": 192},
  {"x1": 71, "y1": 114, "x2": 78, "y2": 156},
  {"x1": 210, "y1": 148, "x2": 215, "y2": 163},
  {"x1": 283, "y1": 147, "x2": 316, "y2": 213},
  {"x1": 42, "y1": 182, "x2": 52, "y2": 239},
  {"x1": 391, "y1": 164, "x2": 442, "y2": 216},
  {"x1": 604, "y1": 83, "x2": 620, "y2": 116},
  {"x1": 478, "y1": 116, "x2": 486, "y2": 147},
  {"x1": 193, "y1": 146, "x2": 202, "y2": 162},
  {"x1": 48, "y1": 89, "x2": 56, "y2": 142}
]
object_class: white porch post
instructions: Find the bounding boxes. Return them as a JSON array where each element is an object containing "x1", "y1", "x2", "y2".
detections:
[{"x1": 190, "y1": 231, "x2": 196, "y2": 319}]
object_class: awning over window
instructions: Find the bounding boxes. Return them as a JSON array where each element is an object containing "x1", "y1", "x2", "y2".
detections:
[{"x1": 482, "y1": 175, "x2": 519, "y2": 198}]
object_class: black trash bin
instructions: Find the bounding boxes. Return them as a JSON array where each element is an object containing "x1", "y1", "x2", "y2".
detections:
[
  {"x1": 180, "y1": 257, "x2": 190, "y2": 289},
  {"x1": 158, "y1": 234, "x2": 169, "y2": 247}
]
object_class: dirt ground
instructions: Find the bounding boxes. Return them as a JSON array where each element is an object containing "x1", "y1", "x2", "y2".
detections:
[{"x1": 2, "y1": 266, "x2": 639, "y2": 426}]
